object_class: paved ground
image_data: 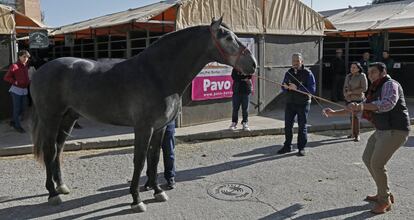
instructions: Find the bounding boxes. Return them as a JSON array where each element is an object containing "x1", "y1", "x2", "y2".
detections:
[{"x1": 1, "y1": 129, "x2": 413, "y2": 219}]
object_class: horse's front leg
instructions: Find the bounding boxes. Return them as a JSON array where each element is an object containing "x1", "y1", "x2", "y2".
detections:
[
  {"x1": 130, "y1": 127, "x2": 153, "y2": 212},
  {"x1": 146, "y1": 127, "x2": 168, "y2": 201}
]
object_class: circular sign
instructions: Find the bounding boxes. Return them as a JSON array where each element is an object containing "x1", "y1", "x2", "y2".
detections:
[{"x1": 207, "y1": 182, "x2": 254, "y2": 201}]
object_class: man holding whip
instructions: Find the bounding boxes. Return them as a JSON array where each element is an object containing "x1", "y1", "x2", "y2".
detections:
[{"x1": 322, "y1": 62, "x2": 410, "y2": 214}]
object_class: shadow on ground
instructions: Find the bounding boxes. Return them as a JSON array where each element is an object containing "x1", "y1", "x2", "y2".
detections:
[
  {"x1": 404, "y1": 136, "x2": 414, "y2": 147},
  {"x1": 259, "y1": 203, "x2": 375, "y2": 220},
  {"x1": 0, "y1": 179, "x2": 154, "y2": 220}
]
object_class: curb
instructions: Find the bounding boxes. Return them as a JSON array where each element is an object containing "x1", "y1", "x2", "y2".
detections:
[{"x1": 1, "y1": 119, "x2": 413, "y2": 157}]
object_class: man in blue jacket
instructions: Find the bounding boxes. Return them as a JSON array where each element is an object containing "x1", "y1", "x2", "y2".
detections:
[{"x1": 278, "y1": 53, "x2": 316, "y2": 156}]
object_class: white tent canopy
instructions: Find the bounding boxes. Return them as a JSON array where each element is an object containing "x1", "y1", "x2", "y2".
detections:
[
  {"x1": 176, "y1": 0, "x2": 328, "y2": 36},
  {"x1": 321, "y1": 0, "x2": 414, "y2": 33},
  {"x1": 51, "y1": 1, "x2": 176, "y2": 36},
  {"x1": 49, "y1": 0, "x2": 330, "y2": 37}
]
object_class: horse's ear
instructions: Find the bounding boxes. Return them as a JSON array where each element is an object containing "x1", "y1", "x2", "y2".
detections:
[{"x1": 211, "y1": 16, "x2": 223, "y2": 32}]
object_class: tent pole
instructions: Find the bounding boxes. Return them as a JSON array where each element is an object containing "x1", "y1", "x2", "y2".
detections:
[
  {"x1": 10, "y1": 33, "x2": 17, "y2": 63},
  {"x1": 93, "y1": 29, "x2": 98, "y2": 60},
  {"x1": 146, "y1": 29, "x2": 150, "y2": 48},
  {"x1": 126, "y1": 31, "x2": 131, "y2": 58},
  {"x1": 345, "y1": 37, "x2": 350, "y2": 74},
  {"x1": 318, "y1": 36, "x2": 323, "y2": 97},
  {"x1": 108, "y1": 29, "x2": 111, "y2": 58},
  {"x1": 258, "y1": 34, "x2": 265, "y2": 113}
]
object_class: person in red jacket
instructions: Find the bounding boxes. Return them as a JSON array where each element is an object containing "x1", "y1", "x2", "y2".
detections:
[{"x1": 3, "y1": 50, "x2": 31, "y2": 133}]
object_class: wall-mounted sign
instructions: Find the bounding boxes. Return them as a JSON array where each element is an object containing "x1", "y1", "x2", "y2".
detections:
[
  {"x1": 29, "y1": 30, "x2": 49, "y2": 48},
  {"x1": 65, "y1": 34, "x2": 75, "y2": 47},
  {"x1": 191, "y1": 38, "x2": 255, "y2": 101}
]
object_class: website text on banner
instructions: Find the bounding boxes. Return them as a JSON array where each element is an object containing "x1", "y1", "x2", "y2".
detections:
[{"x1": 191, "y1": 38, "x2": 255, "y2": 101}]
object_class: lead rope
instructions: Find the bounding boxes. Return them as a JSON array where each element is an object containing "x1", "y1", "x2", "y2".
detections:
[
  {"x1": 253, "y1": 75, "x2": 349, "y2": 110},
  {"x1": 284, "y1": 70, "x2": 356, "y2": 134},
  {"x1": 285, "y1": 70, "x2": 325, "y2": 110},
  {"x1": 253, "y1": 74, "x2": 356, "y2": 134}
]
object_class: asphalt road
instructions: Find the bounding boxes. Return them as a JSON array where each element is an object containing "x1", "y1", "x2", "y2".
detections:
[{"x1": 1, "y1": 128, "x2": 413, "y2": 220}]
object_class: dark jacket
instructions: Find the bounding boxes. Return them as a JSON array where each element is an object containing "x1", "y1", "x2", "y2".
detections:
[
  {"x1": 282, "y1": 66, "x2": 316, "y2": 104},
  {"x1": 231, "y1": 69, "x2": 252, "y2": 95},
  {"x1": 331, "y1": 57, "x2": 346, "y2": 77},
  {"x1": 360, "y1": 59, "x2": 371, "y2": 74},
  {"x1": 370, "y1": 78, "x2": 410, "y2": 131},
  {"x1": 381, "y1": 57, "x2": 394, "y2": 74}
]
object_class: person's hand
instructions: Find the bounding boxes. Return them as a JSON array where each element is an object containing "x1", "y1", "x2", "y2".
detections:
[
  {"x1": 288, "y1": 83, "x2": 297, "y2": 90},
  {"x1": 322, "y1": 108, "x2": 334, "y2": 117},
  {"x1": 282, "y1": 83, "x2": 289, "y2": 90},
  {"x1": 14, "y1": 81, "x2": 18, "y2": 86},
  {"x1": 347, "y1": 102, "x2": 362, "y2": 112},
  {"x1": 347, "y1": 102, "x2": 357, "y2": 112}
]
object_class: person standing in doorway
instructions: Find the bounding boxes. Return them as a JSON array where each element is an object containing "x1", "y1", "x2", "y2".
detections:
[
  {"x1": 343, "y1": 62, "x2": 368, "y2": 141},
  {"x1": 278, "y1": 53, "x2": 316, "y2": 156},
  {"x1": 360, "y1": 51, "x2": 371, "y2": 74},
  {"x1": 331, "y1": 48, "x2": 346, "y2": 102},
  {"x1": 229, "y1": 68, "x2": 252, "y2": 131},
  {"x1": 3, "y1": 50, "x2": 31, "y2": 133},
  {"x1": 381, "y1": 50, "x2": 394, "y2": 77}
]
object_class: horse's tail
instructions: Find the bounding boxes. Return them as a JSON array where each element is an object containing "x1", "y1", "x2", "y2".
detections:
[{"x1": 30, "y1": 104, "x2": 43, "y2": 163}]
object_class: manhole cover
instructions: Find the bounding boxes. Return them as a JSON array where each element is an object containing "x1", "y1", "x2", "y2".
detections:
[{"x1": 207, "y1": 182, "x2": 254, "y2": 201}]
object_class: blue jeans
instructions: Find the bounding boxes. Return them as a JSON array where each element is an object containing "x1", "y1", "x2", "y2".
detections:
[
  {"x1": 11, "y1": 92, "x2": 27, "y2": 129},
  {"x1": 232, "y1": 94, "x2": 250, "y2": 123},
  {"x1": 162, "y1": 121, "x2": 176, "y2": 180},
  {"x1": 284, "y1": 103, "x2": 310, "y2": 150}
]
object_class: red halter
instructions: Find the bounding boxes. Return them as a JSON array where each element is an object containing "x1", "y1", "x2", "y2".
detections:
[{"x1": 209, "y1": 26, "x2": 249, "y2": 74}]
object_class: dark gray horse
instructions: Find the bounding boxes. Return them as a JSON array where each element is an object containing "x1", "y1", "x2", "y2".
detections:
[{"x1": 30, "y1": 17, "x2": 256, "y2": 212}]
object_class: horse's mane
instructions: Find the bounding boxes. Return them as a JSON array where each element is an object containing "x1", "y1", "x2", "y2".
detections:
[
  {"x1": 109, "y1": 25, "x2": 207, "y2": 69},
  {"x1": 140, "y1": 23, "x2": 229, "y2": 55},
  {"x1": 142, "y1": 25, "x2": 206, "y2": 55},
  {"x1": 113, "y1": 23, "x2": 228, "y2": 67}
]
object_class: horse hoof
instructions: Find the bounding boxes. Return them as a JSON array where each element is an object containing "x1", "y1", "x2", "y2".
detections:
[
  {"x1": 48, "y1": 195, "x2": 63, "y2": 205},
  {"x1": 131, "y1": 202, "x2": 146, "y2": 212},
  {"x1": 154, "y1": 191, "x2": 169, "y2": 202},
  {"x1": 56, "y1": 184, "x2": 70, "y2": 194}
]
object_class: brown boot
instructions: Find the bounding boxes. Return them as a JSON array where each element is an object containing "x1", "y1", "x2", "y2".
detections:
[
  {"x1": 365, "y1": 193, "x2": 394, "y2": 204},
  {"x1": 371, "y1": 201, "x2": 392, "y2": 214}
]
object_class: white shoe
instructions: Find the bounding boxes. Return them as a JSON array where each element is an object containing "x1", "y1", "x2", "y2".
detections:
[
  {"x1": 229, "y1": 122, "x2": 237, "y2": 130},
  {"x1": 242, "y1": 122, "x2": 251, "y2": 131}
]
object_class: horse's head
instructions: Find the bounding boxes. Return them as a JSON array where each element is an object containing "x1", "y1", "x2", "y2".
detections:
[{"x1": 209, "y1": 17, "x2": 257, "y2": 75}]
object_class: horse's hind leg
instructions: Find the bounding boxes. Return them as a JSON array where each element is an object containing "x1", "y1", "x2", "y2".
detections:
[
  {"x1": 38, "y1": 119, "x2": 63, "y2": 205},
  {"x1": 146, "y1": 128, "x2": 168, "y2": 202},
  {"x1": 130, "y1": 126, "x2": 153, "y2": 212},
  {"x1": 54, "y1": 111, "x2": 77, "y2": 195}
]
